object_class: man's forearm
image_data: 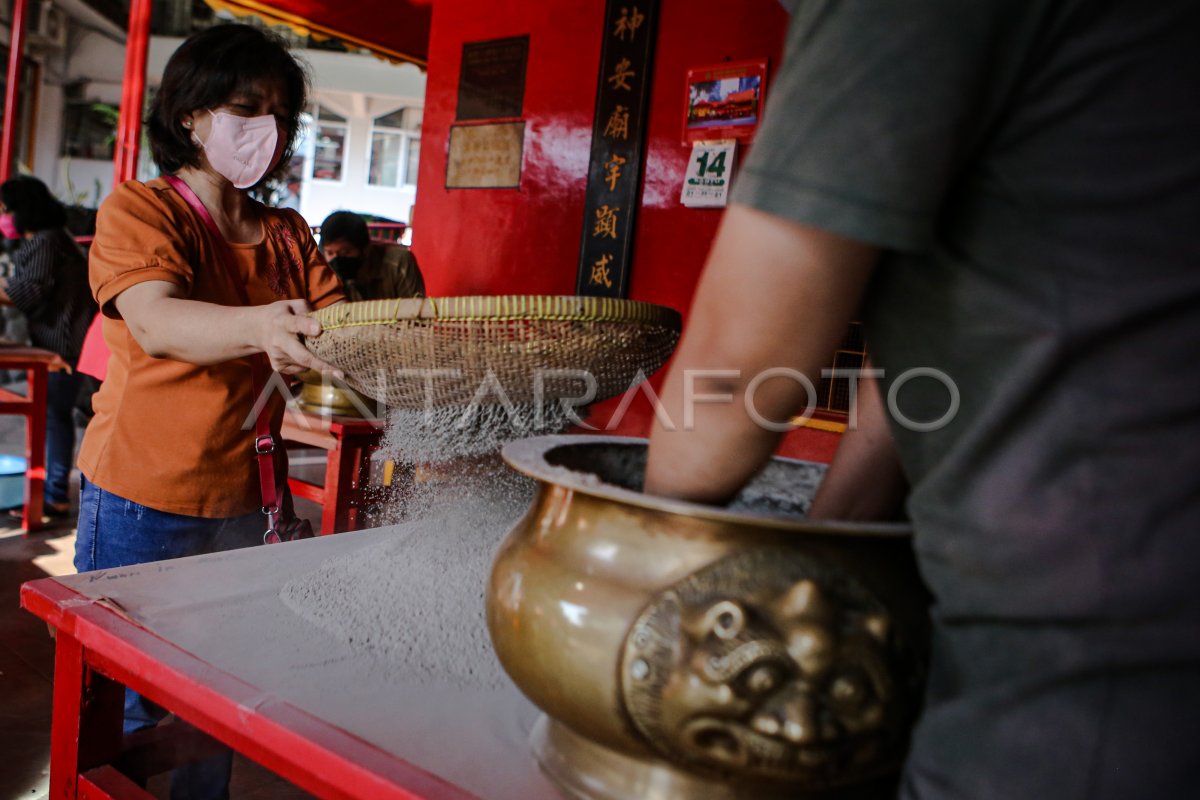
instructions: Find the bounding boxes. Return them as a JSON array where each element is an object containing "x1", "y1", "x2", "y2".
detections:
[
  {"x1": 807, "y1": 368, "x2": 908, "y2": 521},
  {"x1": 644, "y1": 204, "x2": 878, "y2": 503}
]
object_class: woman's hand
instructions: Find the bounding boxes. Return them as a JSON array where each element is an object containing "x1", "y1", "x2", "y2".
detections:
[{"x1": 252, "y1": 299, "x2": 342, "y2": 376}]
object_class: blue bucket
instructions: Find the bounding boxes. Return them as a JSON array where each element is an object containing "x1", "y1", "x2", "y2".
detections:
[{"x1": 0, "y1": 454, "x2": 26, "y2": 510}]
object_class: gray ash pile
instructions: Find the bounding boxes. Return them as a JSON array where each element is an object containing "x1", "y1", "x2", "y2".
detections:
[
  {"x1": 279, "y1": 461, "x2": 533, "y2": 691},
  {"x1": 278, "y1": 405, "x2": 567, "y2": 691}
]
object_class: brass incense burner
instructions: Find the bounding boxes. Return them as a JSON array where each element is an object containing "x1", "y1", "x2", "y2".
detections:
[
  {"x1": 488, "y1": 436, "x2": 929, "y2": 800},
  {"x1": 295, "y1": 370, "x2": 377, "y2": 417}
]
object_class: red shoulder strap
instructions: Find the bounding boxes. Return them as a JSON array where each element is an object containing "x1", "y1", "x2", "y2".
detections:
[{"x1": 164, "y1": 175, "x2": 283, "y2": 542}]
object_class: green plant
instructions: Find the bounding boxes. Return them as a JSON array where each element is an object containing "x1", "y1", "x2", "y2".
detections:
[{"x1": 91, "y1": 102, "x2": 121, "y2": 147}]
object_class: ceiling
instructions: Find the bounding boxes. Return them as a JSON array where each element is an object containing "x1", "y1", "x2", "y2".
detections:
[{"x1": 204, "y1": 0, "x2": 433, "y2": 66}]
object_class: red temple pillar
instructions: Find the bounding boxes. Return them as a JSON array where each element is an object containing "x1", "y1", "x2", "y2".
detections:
[
  {"x1": 0, "y1": 0, "x2": 29, "y2": 182},
  {"x1": 112, "y1": 0, "x2": 154, "y2": 186}
]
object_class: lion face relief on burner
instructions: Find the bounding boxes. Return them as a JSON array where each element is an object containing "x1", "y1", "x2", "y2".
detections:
[{"x1": 620, "y1": 548, "x2": 907, "y2": 788}]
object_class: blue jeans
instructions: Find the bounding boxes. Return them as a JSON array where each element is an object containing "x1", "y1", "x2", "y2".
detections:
[
  {"x1": 74, "y1": 478, "x2": 265, "y2": 800},
  {"x1": 45, "y1": 370, "x2": 81, "y2": 506}
]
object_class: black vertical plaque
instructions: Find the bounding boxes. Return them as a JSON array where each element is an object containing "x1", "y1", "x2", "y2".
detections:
[
  {"x1": 457, "y1": 36, "x2": 530, "y2": 121},
  {"x1": 576, "y1": 1, "x2": 659, "y2": 298}
]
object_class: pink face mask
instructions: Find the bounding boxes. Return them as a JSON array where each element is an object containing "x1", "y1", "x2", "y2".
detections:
[
  {"x1": 0, "y1": 213, "x2": 18, "y2": 239},
  {"x1": 195, "y1": 110, "x2": 280, "y2": 189}
]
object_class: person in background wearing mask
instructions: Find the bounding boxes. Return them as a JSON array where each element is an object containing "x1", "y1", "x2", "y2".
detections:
[
  {"x1": 75, "y1": 24, "x2": 343, "y2": 798},
  {"x1": 0, "y1": 175, "x2": 97, "y2": 520},
  {"x1": 319, "y1": 209, "x2": 425, "y2": 301}
]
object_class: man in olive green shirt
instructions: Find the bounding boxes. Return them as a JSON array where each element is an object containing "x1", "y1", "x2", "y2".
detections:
[
  {"x1": 319, "y1": 210, "x2": 425, "y2": 301},
  {"x1": 646, "y1": 1, "x2": 1200, "y2": 797}
]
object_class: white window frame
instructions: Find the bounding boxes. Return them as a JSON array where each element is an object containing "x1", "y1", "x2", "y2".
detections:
[
  {"x1": 309, "y1": 105, "x2": 349, "y2": 185},
  {"x1": 367, "y1": 109, "x2": 420, "y2": 189}
]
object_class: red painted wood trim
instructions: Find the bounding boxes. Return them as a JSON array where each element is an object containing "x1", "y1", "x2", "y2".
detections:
[
  {"x1": 0, "y1": 0, "x2": 28, "y2": 182},
  {"x1": 283, "y1": 408, "x2": 383, "y2": 534},
  {"x1": 286, "y1": 477, "x2": 325, "y2": 504},
  {"x1": 50, "y1": 633, "x2": 87, "y2": 800},
  {"x1": 112, "y1": 0, "x2": 153, "y2": 186},
  {"x1": 22, "y1": 579, "x2": 477, "y2": 800},
  {"x1": 23, "y1": 364, "x2": 46, "y2": 531},
  {"x1": 0, "y1": 355, "x2": 51, "y2": 533}
]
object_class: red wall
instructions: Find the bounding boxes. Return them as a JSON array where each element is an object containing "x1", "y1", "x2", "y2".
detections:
[{"x1": 412, "y1": 0, "x2": 841, "y2": 461}]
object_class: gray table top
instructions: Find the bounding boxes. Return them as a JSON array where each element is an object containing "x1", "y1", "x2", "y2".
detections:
[{"x1": 60, "y1": 525, "x2": 559, "y2": 800}]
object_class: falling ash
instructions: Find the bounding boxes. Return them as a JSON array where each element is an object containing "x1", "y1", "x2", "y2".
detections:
[{"x1": 279, "y1": 402, "x2": 575, "y2": 690}]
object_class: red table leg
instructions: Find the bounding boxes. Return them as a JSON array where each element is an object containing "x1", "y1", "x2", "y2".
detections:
[
  {"x1": 323, "y1": 433, "x2": 375, "y2": 535},
  {"x1": 281, "y1": 411, "x2": 382, "y2": 535},
  {"x1": 51, "y1": 634, "x2": 125, "y2": 798},
  {"x1": 319, "y1": 440, "x2": 345, "y2": 535},
  {"x1": 22, "y1": 363, "x2": 46, "y2": 533}
]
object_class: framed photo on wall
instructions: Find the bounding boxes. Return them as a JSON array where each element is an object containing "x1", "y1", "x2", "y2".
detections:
[{"x1": 682, "y1": 58, "x2": 768, "y2": 144}]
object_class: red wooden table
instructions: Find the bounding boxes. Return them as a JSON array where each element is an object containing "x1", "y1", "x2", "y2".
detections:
[
  {"x1": 280, "y1": 408, "x2": 385, "y2": 534},
  {"x1": 20, "y1": 530, "x2": 556, "y2": 799},
  {"x1": 0, "y1": 344, "x2": 68, "y2": 533}
]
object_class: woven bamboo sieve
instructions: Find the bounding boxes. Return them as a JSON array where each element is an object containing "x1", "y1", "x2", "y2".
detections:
[{"x1": 304, "y1": 296, "x2": 682, "y2": 409}]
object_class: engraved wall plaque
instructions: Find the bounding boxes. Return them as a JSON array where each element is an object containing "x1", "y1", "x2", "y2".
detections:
[{"x1": 445, "y1": 121, "x2": 525, "y2": 188}]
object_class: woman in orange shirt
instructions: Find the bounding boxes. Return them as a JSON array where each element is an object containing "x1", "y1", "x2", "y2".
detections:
[{"x1": 74, "y1": 24, "x2": 343, "y2": 797}]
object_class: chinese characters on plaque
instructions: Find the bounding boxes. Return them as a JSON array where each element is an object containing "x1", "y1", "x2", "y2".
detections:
[
  {"x1": 576, "y1": 1, "x2": 659, "y2": 298},
  {"x1": 445, "y1": 122, "x2": 526, "y2": 188},
  {"x1": 457, "y1": 36, "x2": 529, "y2": 121}
]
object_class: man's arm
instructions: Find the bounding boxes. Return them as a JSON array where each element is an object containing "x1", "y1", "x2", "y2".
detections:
[
  {"x1": 377, "y1": 243, "x2": 426, "y2": 299},
  {"x1": 395, "y1": 246, "x2": 426, "y2": 298},
  {"x1": 644, "y1": 203, "x2": 879, "y2": 503},
  {"x1": 807, "y1": 367, "x2": 908, "y2": 521}
]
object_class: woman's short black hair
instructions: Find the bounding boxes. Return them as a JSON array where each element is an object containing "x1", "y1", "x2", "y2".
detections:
[
  {"x1": 0, "y1": 175, "x2": 67, "y2": 233},
  {"x1": 319, "y1": 211, "x2": 371, "y2": 250},
  {"x1": 147, "y1": 24, "x2": 309, "y2": 184}
]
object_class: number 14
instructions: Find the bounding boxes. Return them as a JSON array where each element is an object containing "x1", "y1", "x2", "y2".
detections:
[{"x1": 695, "y1": 150, "x2": 727, "y2": 177}]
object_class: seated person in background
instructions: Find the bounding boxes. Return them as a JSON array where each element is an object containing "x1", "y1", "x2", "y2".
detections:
[
  {"x1": 319, "y1": 210, "x2": 425, "y2": 301},
  {"x1": 0, "y1": 175, "x2": 98, "y2": 519}
]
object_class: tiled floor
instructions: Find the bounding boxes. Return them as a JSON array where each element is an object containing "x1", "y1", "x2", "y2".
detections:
[{"x1": 0, "y1": 393, "x2": 323, "y2": 799}]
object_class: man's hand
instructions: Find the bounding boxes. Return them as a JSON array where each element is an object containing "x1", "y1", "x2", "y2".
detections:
[{"x1": 807, "y1": 367, "x2": 908, "y2": 521}]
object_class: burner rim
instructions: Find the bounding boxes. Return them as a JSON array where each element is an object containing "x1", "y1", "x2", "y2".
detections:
[{"x1": 501, "y1": 434, "x2": 911, "y2": 539}]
